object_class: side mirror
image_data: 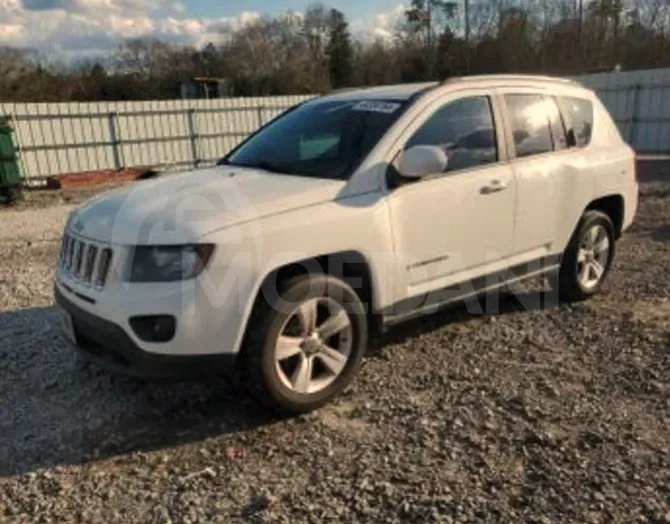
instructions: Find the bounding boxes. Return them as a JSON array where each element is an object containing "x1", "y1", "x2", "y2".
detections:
[{"x1": 397, "y1": 145, "x2": 448, "y2": 179}]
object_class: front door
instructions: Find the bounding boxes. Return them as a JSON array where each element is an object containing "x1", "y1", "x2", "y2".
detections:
[{"x1": 386, "y1": 92, "x2": 516, "y2": 300}]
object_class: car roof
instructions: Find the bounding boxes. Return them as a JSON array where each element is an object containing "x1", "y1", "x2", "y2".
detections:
[
  {"x1": 320, "y1": 82, "x2": 439, "y2": 101},
  {"x1": 318, "y1": 74, "x2": 587, "y2": 102}
]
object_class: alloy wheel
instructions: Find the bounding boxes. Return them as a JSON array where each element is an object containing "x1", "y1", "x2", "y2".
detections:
[
  {"x1": 274, "y1": 297, "x2": 353, "y2": 395},
  {"x1": 577, "y1": 223, "x2": 611, "y2": 290}
]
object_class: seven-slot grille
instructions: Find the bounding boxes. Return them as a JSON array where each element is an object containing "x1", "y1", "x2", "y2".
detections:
[{"x1": 59, "y1": 233, "x2": 113, "y2": 288}]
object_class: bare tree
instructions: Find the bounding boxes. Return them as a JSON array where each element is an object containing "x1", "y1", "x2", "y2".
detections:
[{"x1": 3, "y1": 0, "x2": 670, "y2": 102}]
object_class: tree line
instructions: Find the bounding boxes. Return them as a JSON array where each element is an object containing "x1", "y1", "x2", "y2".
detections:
[{"x1": 1, "y1": 0, "x2": 669, "y2": 102}]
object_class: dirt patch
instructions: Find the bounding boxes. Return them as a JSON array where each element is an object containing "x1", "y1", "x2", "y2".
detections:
[
  {"x1": 317, "y1": 400, "x2": 378, "y2": 439},
  {"x1": 630, "y1": 299, "x2": 670, "y2": 328}
]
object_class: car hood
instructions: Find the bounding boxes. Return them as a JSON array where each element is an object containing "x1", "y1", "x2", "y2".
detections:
[{"x1": 69, "y1": 166, "x2": 346, "y2": 245}]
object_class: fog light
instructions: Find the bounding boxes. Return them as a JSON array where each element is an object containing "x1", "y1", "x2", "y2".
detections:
[{"x1": 129, "y1": 315, "x2": 176, "y2": 343}]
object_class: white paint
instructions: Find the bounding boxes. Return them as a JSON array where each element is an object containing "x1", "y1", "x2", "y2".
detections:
[{"x1": 54, "y1": 74, "x2": 639, "y2": 365}]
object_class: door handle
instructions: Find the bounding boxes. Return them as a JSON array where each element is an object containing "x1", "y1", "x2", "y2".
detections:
[{"x1": 481, "y1": 180, "x2": 508, "y2": 194}]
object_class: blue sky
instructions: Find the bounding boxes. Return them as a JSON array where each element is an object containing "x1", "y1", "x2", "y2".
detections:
[
  {"x1": 186, "y1": 0, "x2": 400, "y2": 21},
  {"x1": 0, "y1": 0, "x2": 407, "y2": 57}
]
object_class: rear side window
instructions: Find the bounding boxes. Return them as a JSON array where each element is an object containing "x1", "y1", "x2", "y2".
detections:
[
  {"x1": 545, "y1": 97, "x2": 568, "y2": 150},
  {"x1": 504, "y1": 94, "x2": 553, "y2": 158},
  {"x1": 559, "y1": 96, "x2": 594, "y2": 147}
]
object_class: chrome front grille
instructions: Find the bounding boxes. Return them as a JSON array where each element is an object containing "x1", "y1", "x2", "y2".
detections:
[{"x1": 59, "y1": 233, "x2": 113, "y2": 288}]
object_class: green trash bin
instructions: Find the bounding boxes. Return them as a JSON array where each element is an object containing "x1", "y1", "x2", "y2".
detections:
[{"x1": 0, "y1": 118, "x2": 23, "y2": 202}]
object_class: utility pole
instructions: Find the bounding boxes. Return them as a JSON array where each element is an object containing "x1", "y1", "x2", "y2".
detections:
[
  {"x1": 464, "y1": 0, "x2": 470, "y2": 73},
  {"x1": 426, "y1": 0, "x2": 434, "y2": 78},
  {"x1": 427, "y1": 0, "x2": 433, "y2": 49},
  {"x1": 577, "y1": 0, "x2": 583, "y2": 52}
]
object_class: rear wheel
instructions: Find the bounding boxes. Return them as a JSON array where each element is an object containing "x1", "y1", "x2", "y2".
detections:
[
  {"x1": 554, "y1": 210, "x2": 616, "y2": 302},
  {"x1": 241, "y1": 273, "x2": 368, "y2": 413}
]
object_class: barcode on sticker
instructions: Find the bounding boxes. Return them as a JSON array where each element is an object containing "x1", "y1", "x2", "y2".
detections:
[{"x1": 352, "y1": 101, "x2": 401, "y2": 114}]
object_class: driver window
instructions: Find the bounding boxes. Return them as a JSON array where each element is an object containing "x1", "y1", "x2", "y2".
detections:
[{"x1": 405, "y1": 96, "x2": 498, "y2": 173}]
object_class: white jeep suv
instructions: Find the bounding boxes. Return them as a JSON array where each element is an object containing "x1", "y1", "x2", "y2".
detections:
[{"x1": 55, "y1": 75, "x2": 639, "y2": 412}]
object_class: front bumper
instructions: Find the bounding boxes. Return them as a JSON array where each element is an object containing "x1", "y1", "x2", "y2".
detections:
[{"x1": 54, "y1": 284, "x2": 237, "y2": 379}]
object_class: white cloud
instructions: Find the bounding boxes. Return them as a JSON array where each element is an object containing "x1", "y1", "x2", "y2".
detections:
[
  {"x1": 368, "y1": 4, "x2": 406, "y2": 42},
  {"x1": 0, "y1": 1, "x2": 407, "y2": 58},
  {"x1": 0, "y1": 2, "x2": 261, "y2": 58},
  {"x1": 0, "y1": 23, "x2": 24, "y2": 41},
  {"x1": 351, "y1": 4, "x2": 406, "y2": 44}
]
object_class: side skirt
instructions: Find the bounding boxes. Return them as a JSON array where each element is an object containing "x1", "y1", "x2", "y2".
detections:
[{"x1": 381, "y1": 255, "x2": 560, "y2": 327}]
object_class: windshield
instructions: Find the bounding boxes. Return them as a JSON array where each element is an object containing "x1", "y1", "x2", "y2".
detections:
[{"x1": 222, "y1": 99, "x2": 408, "y2": 180}]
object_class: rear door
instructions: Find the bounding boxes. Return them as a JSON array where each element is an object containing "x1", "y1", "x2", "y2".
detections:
[{"x1": 498, "y1": 89, "x2": 579, "y2": 261}]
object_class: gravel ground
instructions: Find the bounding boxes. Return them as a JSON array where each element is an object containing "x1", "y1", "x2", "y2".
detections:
[{"x1": 1, "y1": 181, "x2": 669, "y2": 523}]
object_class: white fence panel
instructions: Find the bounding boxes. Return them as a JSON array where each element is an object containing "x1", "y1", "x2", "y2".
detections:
[
  {"x1": 4, "y1": 69, "x2": 670, "y2": 181},
  {"x1": 0, "y1": 95, "x2": 314, "y2": 179},
  {"x1": 574, "y1": 67, "x2": 670, "y2": 154}
]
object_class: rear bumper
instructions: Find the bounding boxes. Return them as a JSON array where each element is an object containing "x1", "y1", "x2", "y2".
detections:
[{"x1": 54, "y1": 284, "x2": 237, "y2": 379}]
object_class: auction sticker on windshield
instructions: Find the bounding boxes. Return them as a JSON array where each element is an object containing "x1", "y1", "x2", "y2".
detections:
[{"x1": 352, "y1": 101, "x2": 401, "y2": 114}]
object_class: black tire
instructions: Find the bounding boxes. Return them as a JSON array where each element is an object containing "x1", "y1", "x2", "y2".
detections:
[
  {"x1": 240, "y1": 273, "x2": 368, "y2": 414},
  {"x1": 554, "y1": 210, "x2": 616, "y2": 302}
]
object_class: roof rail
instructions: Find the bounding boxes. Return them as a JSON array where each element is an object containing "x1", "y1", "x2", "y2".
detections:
[
  {"x1": 408, "y1": 83, "x2": 440, "y2": 101},
  {"x1": 439, "y1": 73, "x2": 579, "y2": 85}
]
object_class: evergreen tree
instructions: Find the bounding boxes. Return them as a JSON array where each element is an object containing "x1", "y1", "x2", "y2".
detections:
[{"x1": 326, "y1": 9, "x2": 353, "y2": 88}]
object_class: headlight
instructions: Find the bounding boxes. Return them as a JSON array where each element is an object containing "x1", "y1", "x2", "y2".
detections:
[{"x1": 130, "y1": 244, "x2": 215, "y2": 282}]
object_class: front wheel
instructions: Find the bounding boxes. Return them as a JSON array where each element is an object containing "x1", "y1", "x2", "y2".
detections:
[
  {"x1": 241, "y1": 273, "x2": 368, "y2": 413},
  {"x1": 554, "y1": 210, "x2": 616, "y2": 302}
]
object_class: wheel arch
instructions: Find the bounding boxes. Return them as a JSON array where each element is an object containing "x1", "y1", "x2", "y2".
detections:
[
  {"x1": 233, "y1": 250, "x2": 379, "y2": 355},
  {"x1": 585, "y1": 194, "x2": 625, "y2": 238}
]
